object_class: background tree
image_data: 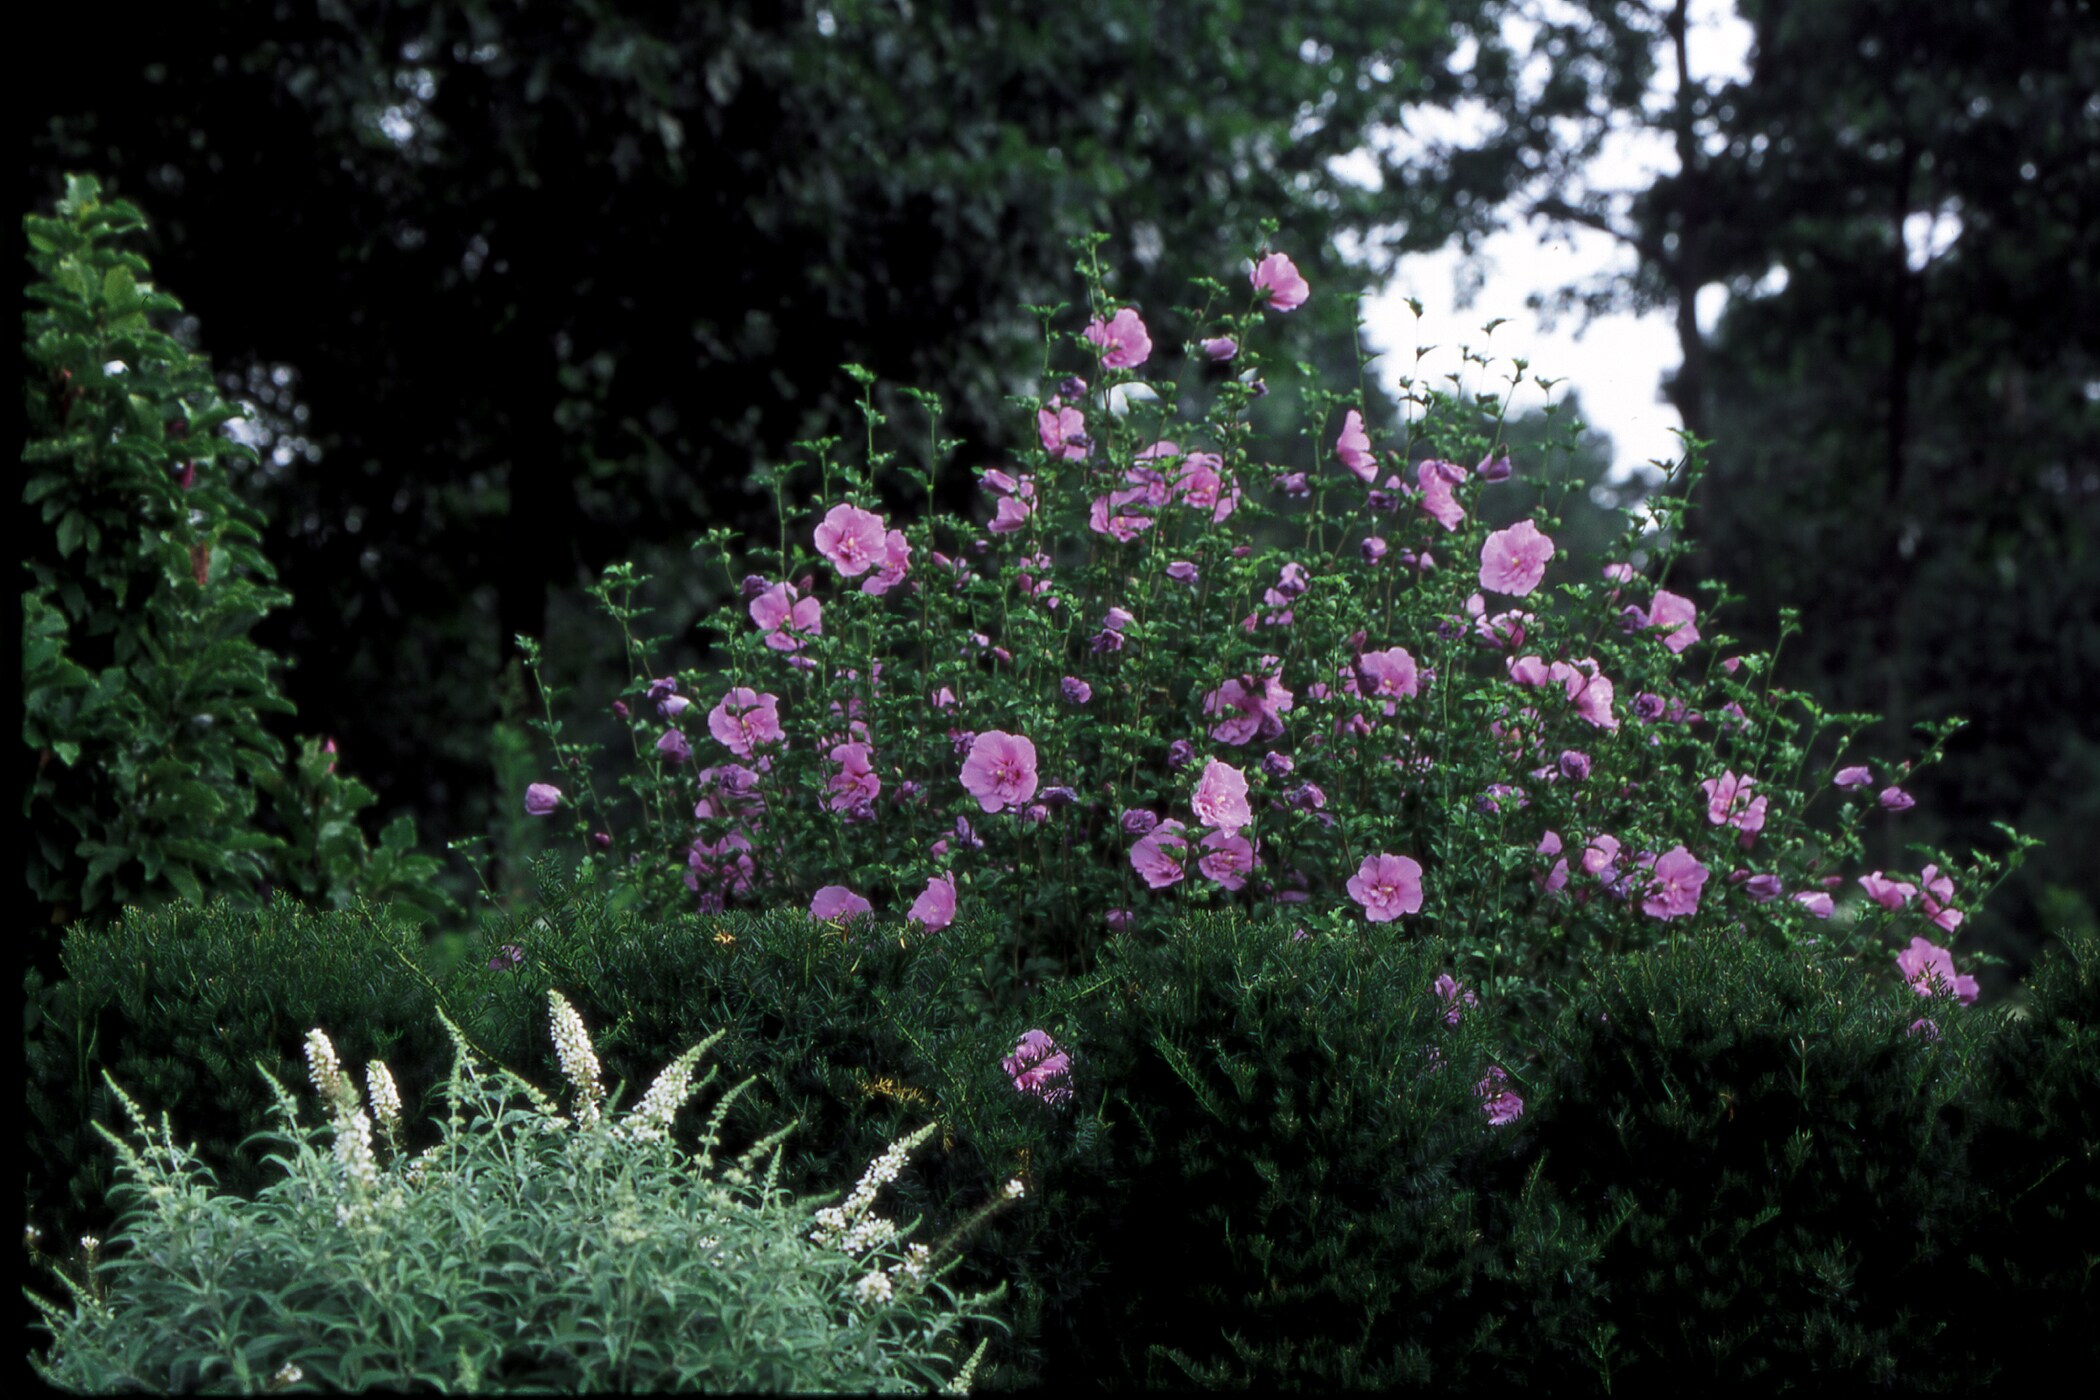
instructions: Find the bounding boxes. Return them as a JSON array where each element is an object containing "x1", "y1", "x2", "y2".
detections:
[
  {"x1": 26, "y1": 0, "x2": 1644, "y2": 877},
  {"x1": 1521, "y1": 0, "x2": 2100, "y2": 977}
]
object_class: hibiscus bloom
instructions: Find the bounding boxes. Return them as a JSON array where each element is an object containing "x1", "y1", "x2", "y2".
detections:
[
  {"x1": 707, "y1": 688, "x2": 784, "y2": 759},
  {"x1": 1347, "y1": 853, "x2": 1424, "y2": 922},
  {"x1": 1130, "y1": 819, "x2": 1191, "y2": 889},
  {"x1": 814, "y1": 503, "x2": 889, "y2": 577},
  {"x1": 1478, "y1": 520, "x2": 1555, "y2": 597},
  {"x1": 1639, "y1": 845, "x2": 1708, "y2": 919},
  {"x1": 1335, "y1": 409, "x2": 1375, "y2": 482},
  {"x1": 809, "y1": 885, "x2": 873, "y2": 924},
  {"x1": 749, "y1": 581, "x2": 822, "y2": 652},
  {"x1": 1191, "y1": 758, "x2": 1252, "y2": 836},
  {"x1": 1250, "y1": 251, "x2": 1309, "y2": 311},
  {"x1": 1085, "y1": 307, "x2": 1153, "y2": 369},
  {"x1": 908, "y1": 873, "x2": 957, "y2": 932},
  {"x1": 959, "y1": 730, "x2": 1039, "y2": 813},
  {"x1": 1896, "y1": 936, "x2": 1980, "y2": 1005}
]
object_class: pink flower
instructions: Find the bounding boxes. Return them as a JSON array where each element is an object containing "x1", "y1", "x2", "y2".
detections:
[
  {"x1": 1834, "y1": 766, "x2": 1873, "y2": 789},
  {"x1": 750, "y1": 581, "x2": 822, "y2": 652},
  {"x1": 1198, "y1": 830, "x2": 1258, "y2": 890},
  {"x1": 1582, "y1": 833, "x2": 1622, "y2": 877},
  {"x1": 1647, "y1": 589, "x2": 1700, "y2": 653},
  {"x1": 1191, "y1": 758, "x2": 1252, "y2": 835},
  {"x1": 989, "y1": 494, "x2": 1033, "y2": 534},
  {"x1": 1170, "y1": 451, "x2": 1239, "y2": 524},
  {"x1": 1358, "y1": 647, "x2": 1419, "y2": 703},
  {"x1": 1004, "y1": 1029, "x2": 1074, "y2": 1106},
  {"x1": 1549, "y1": 658, "x2": 1618, "y2": 731},
  {"x1": 1701, "y1": 771, "x2": 1767, "y2": 833},
  {"x1": 1201, "y1": 336, "x2": 1238, "y2": 361},
  {"x1": 1536, "y1": 831, "x2": 1570, "y2": 894},
  {"x1": 1433, "y1": 973, "x2": 1478, "y2": 1027},
  {"x1": 1639, "y1": 845, "x2": 1708, "y2": 920},
  {"x1": 1859, "y1": 872, "x2": 1918, "y2": 911},
  {"x1": 524, "y1": 783, "x2": 562, "y2": 816},
  {"x1": 1037, "y1": 400, "x2": 1089, "y2": 461},
  {"x1": 1478, "y1": 520, "x2": 1555, "y2": 597},
  {"x1": 1085, "y1": 307, "x2": 1153, "y2": 369},
  {"x1": 1087, "y1": 486, "x2": 1156, "y2": 542},
  {"x1": 1203, "y1": 671, "x2": 1295, "y2": 746},
  {"x1": 686, "y1": 830, "x2": 756, "y2": 901},
  {"x1": 825, "y1": 741, "x2": 882, "y2": 814},
  {"x1": 1335, "y1": 410, "x2": 1375, "y2": 482},
  {"x1": 656, "y1": 729, "x2": 692, "y2": 764},
  {"x1": 908, "y1": 873, "x2": 957, "y2": 932},
  {"x1": 1250, "y1": 251, "x2": 1309, "y2": 311},
  {"x1": 1130, "y1": 819, "x2": 1190, "y2": 889},
  {"x1": 1918, "y1": 864, "x2": 1964, "y2": 934},
  {"x1": 959, "y1": 730, "x2": 1039, "y2": 813},
  {"x1": 1416, "y1": 461, "x2": 1466, "y2": 532},
  {"x1": 814, "y1": 503, "x2": 889, "y2": 577},
  {"x1": 1794, "y1": 890, "x2": 1835, "y2": 919},
  {"x1": 1475, "y1": 1066, "x2": 1525, "y2": 1126},
  {"x1": 1347, "y1": 853, "x2": 1424, "y2": 922},
  {"x1": 861, "y1": 530, "x2": 912, "y2": 595},
  {"x1": 1896, "y1": 936, "x2": 1980, "y2": 1005},
  {"x1": 707, "y1": 687, "x2": 784, "y2": 759},
  {"x1": 809, "y1": 885, "x2": 873, "y2": 924}
]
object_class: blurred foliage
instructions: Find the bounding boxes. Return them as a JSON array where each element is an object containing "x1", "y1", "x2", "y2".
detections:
[
  {"x1": 23, "y1": 0, "x2": 1659, "y2": 866},
  {"x1": 1523, "y1": 0, "x2": 2100, "y2": 980},
  {"x1": 20, "y1": 176, "x2": 454, "y2": 946}
]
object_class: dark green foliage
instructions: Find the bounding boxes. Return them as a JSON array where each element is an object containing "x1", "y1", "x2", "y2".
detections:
[
  {"x1": 1948, "y1": 920, "x2": 2100, "y2": 1382},
  {"x1": 1019, "y1": 914, "x2": 1582, "y2": 1391},
  {"x1": 1529, "y1": 934, "x2": 1988, "y2": 1389},
  {"x1": 23, "y1": 175, "x2": 297, "y2": 928},
  {"x1": 23, "y1": 897, "x2": 457, "y2": 1246},
  {"x1": 20, "y1": 174, "x2": 456, "y2": 939}
]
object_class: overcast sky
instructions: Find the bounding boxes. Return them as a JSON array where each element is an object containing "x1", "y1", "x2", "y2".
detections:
[{"x1": 1351, "y1": 1, "x2": 1755, "y2": 479}]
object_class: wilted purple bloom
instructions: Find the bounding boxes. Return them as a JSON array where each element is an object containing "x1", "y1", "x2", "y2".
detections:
[
  {"x1": 1105, "y1": 908, "x2": 1133, "y2": 932},
  {"x1": 739, "y1": 574, "x2": 770, "y2": 600},
  {"x1": 488, "y1": 943, "x2": 524, "y2": 972},
  {"x1": 1278, "y1": 471, "x2": 1310, "y2": 497},
  {"x1": 1834, "y1": 766, "x2": 1873, "y2": 789},
  {"x1": 656, "y1": 729, "x2": 692, "y2": 765},
  {"x1": 1361, "y1": 536, "x2": 1388, "y2": 562},
  {"x1": 1058, "y1": 376, "x2": 1088, "y2": 399},
  {"x1": 1120, "y1": 807, "x2": 1161, "y2": 837},
  {"x1": 612, "y1": 700, "x2": 631, "y2": 720},
  {"x1": 1167, "y1": 739, "x2": 1197, "y2": 769},
  {"x1": 524, "y1": 783, "x2": 562, "y2": 816},
  {"x1": 1166, "y1": 560, "x2": 1199, "y2": 585},
  {"x1": 1557, "y1": 750, "x2": 1592, "y2": 781},
  {"x1": 1286, "y1": 782, "x2": 1328, "y2": 811},
  {"x1": 952, "y1": 816, "x2": 986, "y2": 852},
  {"x1": 1062, "y1": 676, "x2": 1093, "y2": 705},
  {"x1": 648, "y1": 677, "x2": 679, "y2": 703},
  {"x1": 1743, "y1": 873, "x2": 1784, "y2": 902},
  {"x1": 1475, "y1": 451, "x2": 1513, "y2": 481},
  {"x1": 1879, "y1": 786, "x2": 1916, "y2": 812},
  {"x1": 1201, "y1": 336, "x2": 1238, "y2": 361},
  {"x1": 1262, "y1": 750, "x2": 1294, "y2": 778}
]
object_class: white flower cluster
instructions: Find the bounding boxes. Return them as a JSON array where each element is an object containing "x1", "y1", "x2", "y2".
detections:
[
  {"x1": 852, "y1": 1269, "x2": 894, "y2": 1306},
  {"x1": 546, "y1": 990, "x2": 605, "y2": 1126},
  {"x1": 365, "y1": 1060, "x2": 402, "y2": 1130},
  {"x1": 304, "y1": 1029, "x2": 351, "y2": 1108},
  {"x1": 616, "y1": 1045, "x2": 702, "y2": 1144},
  {"x1": 809, "y1": 1121, "x2": 938, "y2": 1256}
]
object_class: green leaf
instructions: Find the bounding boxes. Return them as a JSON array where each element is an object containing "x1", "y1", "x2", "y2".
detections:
[{"x1": 101, "y1": 265, "x2": 143, "y2": 316}]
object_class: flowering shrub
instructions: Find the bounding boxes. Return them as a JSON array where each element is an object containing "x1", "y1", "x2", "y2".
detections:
[
  {"x1": 520, "y1": 230, "x2": 2028, "y2": 1024},
  {"x1": 28, "y1": 995, "x2": 1005, "y2": 1392}
]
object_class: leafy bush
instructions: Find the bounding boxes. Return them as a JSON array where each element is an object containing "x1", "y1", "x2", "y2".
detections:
[
  {"x1": 21, "y1": 173, "x2": 450, "y2": 935},
  {"x1": 1525, "y1": 933, "x2": 1990, "y2": 1389},
  {"x1": 28, "y1": 995, "x2": 1005, "y2": 1393},
  {"x1": 23, "y1": 897, "x2": 458, "y2": 1246}
]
